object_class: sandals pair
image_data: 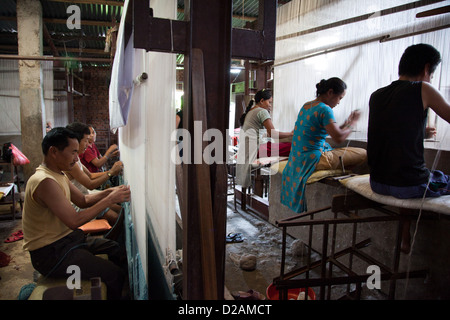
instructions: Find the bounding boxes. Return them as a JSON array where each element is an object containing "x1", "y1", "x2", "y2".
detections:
[
  {"x1": 226, "y1": 232, "x2": 244, "y2": 244},
  {"x1": 4, "y1": 230, "x2": 23, "y2": 243},
  {"x1": 231, "y1": 289, "x2": 266, "y2": 300}
]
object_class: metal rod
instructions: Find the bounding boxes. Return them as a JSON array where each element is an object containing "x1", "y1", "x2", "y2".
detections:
[
  {"x1": 275, "y1": 269, "x2": 428, "y2": 290},
  {"x1": 273, "y1": 238, "x2": 371, "y2": 282},
  {"x1": 277, "y1": 212, "x2": 414, "y2": 228},
  {"x1": 347, "y1": 220, "x2": 358, "y2": 295},
  {"x1": 274, "y1": 35, "x2": 389, "y2": 68},
  {"x1": 327, "y1": 211, "x2": 338, "y2": 300},
  {"x1": 275, "y1": 23, "x2": 449, "y2": 68},
  {"x1": 380, "y1": 23, "x2": 450, "y2": 43},
  {"x1": 276, "y1": 206, "x2": 331, "y2": 224},
  {"x1": 320, "y1": 223, "x2": 329, "y2": 300},
  {"x1": 280, "y1": 226, "x2": 287, "y2": 300},
  {"x1": 0, "y1": 54, "x2": 112, "y2": 63},
  {"x1": 276, "y1": 0, "x2": 445, "y2": 41},
  {"x1": 280, "y1": 226, "x2": 287, "y2": 279},
  {"x1": 389, "y1": 219, "x2": 404, "y2": 299}
]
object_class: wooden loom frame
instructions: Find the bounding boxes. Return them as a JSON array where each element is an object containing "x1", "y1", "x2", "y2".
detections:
[
  {"x1": 132, "y1": 0, "x2": 277, "y2": 299},
  {"x1": 272, "y1": 183, "x2": 447, "y2": 300}
]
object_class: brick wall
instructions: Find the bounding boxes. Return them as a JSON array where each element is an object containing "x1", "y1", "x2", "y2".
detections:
[{"x1": 73, "y1": 66, "x2": 118, "y2": 154}]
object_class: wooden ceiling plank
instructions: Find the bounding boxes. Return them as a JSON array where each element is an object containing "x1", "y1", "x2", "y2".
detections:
[{"x1": 45, "y1": 0, "x2": 124, "y2": 6}]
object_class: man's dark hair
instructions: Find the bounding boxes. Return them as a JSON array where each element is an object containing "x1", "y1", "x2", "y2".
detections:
[
  {"x1": 66, "y1": 122, "x2": 91, "y2": 142},
  {"x1": 398, "y1": 43, "x2": 441, "y2": 77},
  {"x1": 42, "y1": 127, "x2": 78, "y2": 155}
]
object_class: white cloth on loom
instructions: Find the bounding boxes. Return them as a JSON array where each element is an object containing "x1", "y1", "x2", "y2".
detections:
[
  {"x1": 109, "y1": 0, "x2": 134, "y2": 132},
  {"x1": 273, "y1": 0, "x2": 450, "y2": 150},
  {"x1": 340, "y1": 174, "x2": 450, "y2": 215}
]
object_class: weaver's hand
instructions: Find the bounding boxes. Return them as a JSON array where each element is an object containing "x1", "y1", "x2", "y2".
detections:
[
  {"x1": 425, "y1": 127, "x2": 437, "y2": 139},
  {"x1": 348, "y1": 110, "x2": 361, "y2": 124},
  {"x1": 110, "y1": 161, "x2": 123, "y2": 176},
  {"x1": 108, "y1": 185, "x2": 131, "y2": 204}
]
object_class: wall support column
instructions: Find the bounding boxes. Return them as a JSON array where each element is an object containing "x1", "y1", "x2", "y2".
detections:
[{"x1": 17, "y1": 0, "x2": 45, "y2": 180}]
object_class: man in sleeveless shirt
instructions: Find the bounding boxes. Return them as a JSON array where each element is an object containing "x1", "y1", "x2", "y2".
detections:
[
  {"x1": 368, "y1": 43, "x2": 450, "y2": 199},
  {"x1": 22, "y1": 127, "x2": 131, "y2": 299},
  {"x1": 368, "y1": 44, "x2": 450, "y2": 253}
]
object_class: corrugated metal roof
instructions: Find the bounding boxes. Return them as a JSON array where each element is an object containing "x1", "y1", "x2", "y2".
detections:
[{"x1": 0, "y1": 0, "x2": 291, "y2": 68}]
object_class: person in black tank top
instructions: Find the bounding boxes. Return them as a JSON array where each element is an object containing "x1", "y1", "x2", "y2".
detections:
[{"x1": 368, "y1": 44, "x2": 450, "y2": 199}]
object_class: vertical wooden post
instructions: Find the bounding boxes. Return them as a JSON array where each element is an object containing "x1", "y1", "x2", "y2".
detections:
[
  {"x1": 132, "y1": 0, "x2": 277, "y2": 300},
  {"x1": 17, "y1": 0, "x2": 45, "y2": 181},
  {"x1": 182, "y1": 0, "x2": 232, "y2": 300}
]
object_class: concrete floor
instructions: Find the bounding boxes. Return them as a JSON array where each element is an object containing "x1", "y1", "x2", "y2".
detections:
[
  {"x1": 224, "y1": 202, "x2": 298, "y2": 299},
  {"x1": 0, "y1": 209, "x2": 35, "y2": 300},
  {"x1": 224, "y1": 195, "x2": 388, "y2": 301},
  {"x1": 0, "y1": 199, "x2": 292, "y2": 300},
  {"x1": 0, "y1": 193, "x2": 386, "y2": 300}
]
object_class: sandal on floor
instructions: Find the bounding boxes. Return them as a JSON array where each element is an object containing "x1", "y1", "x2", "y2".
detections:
[
  {"x1": 226, "y1": 232, "x2": 244, "y2": 243},
  {"x1": 4, "y1": 230, "x2": 23, "y2": 243},
  {"x1": 231, "y1": 289, "x2": 266, "y2": 300}
]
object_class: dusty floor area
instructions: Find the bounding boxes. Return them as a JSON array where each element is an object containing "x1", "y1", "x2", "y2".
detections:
[
  {"x1": 0, "y1": 192, "x2": 387, "y2": 300},
  {"x1": 224, "y1": 203, "x2": 297, "y2": 298},
  {"x1": 0, "y1": 211, "x2": 35, "y2": 300},
  {"x1": 224, "y1": 197, "x2": 388, "y2": 301}
]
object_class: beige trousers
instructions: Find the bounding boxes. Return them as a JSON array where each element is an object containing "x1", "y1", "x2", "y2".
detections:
[{"x1": 316, "y1": 147, "x2": 367, "y2": 170}]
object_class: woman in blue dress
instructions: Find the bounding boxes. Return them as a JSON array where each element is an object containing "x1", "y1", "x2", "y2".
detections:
[{"x1": 281, "y1": 77, "x2": 366, "y2": 213}]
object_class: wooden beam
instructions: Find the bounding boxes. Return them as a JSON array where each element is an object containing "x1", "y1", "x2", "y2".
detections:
[
  {"x1": 0, "y1": 45, "x2": 109, "y2": 55},
  {"x1": 0, "y1": 15, "x2": 116, "y2": 27},
  {"x1": 191, "y1": 48, "x2": 218, "y2": 300},
  {"x1": 53, "y1": 47, "x2": 109, "y2": 55},
  {"x1": 134, "y1": 0, "x2": 276, "y2": 61},
  {"x1": 0, "y1": 54, "x2": 111, "y2": 63},
  {"x1": 43, "y1": 17, "x2": 116, "y2": 27},
  {"x1": 331, "y1": 193, "x2": 382, "y2": 214},
  {"x1": 50, "y1": 34, "x2": 106, "y2": 42},
  {"x1": 0, "y1": 31, "x2": 106, "y2": 42},
  {"x1": 176, "y1": 7, "x2": 257, "y2": 22},
  {"x1": 146, "y1": 17, "x2": 187, "y2": 53},
  {"x1": 132, "y1": 0, "x2": 276, "y2": 301},
  {"x1": 416, "y1": 5, "x2": 450, "y2": 17},
  {"x1": 276, "y1": 0, "x2": 445, "y2": 41},
  {"x1": 43, "y1": 24, "x2": 59, "y2": 57},
  {"x1": 45, "y1": 0, "x2": 124, "y2": 6}
]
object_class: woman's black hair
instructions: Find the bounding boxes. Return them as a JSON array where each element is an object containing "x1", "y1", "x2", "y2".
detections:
[
  {"x1": 315, "y1": 77, "x2": 347, "y2": 97},
  {"x1": 398, "y1": 43, "x2": 441, "y2": 77},
  {"x1": 239, "y1": 89, "x2": 272, "y2": 127},
  {"x1": 42, "y1": 127, "x2": 78, "y2": 155}
]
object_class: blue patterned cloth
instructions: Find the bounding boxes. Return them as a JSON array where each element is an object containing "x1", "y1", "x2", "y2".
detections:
[{"x1": 281, "y1": 101, "x2": 335, "y2": 213}]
